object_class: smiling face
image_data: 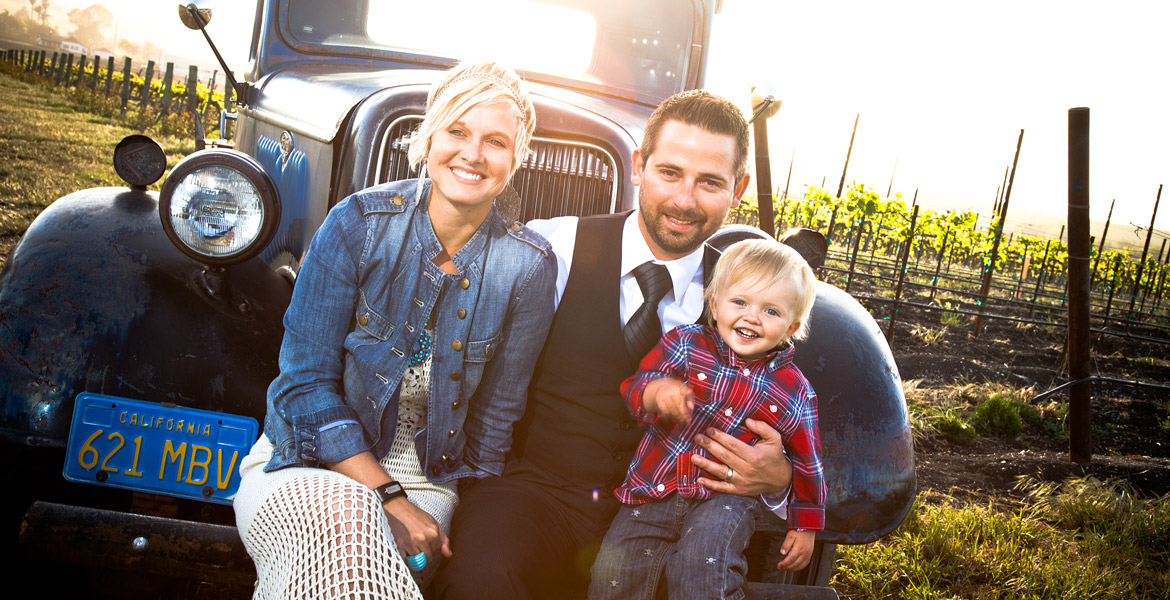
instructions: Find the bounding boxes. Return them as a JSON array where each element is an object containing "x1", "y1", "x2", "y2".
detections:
[
  {"x1": 710, "y1": 273, "x2": 802, "y2": 361},
  {"x1": 633, "y1": 120, "x2": 750, "y2": 261},
  {"x1": 426, "y1": 101, "x2": 520, "y2": 219}
]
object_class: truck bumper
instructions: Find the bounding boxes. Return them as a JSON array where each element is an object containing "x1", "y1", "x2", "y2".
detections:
[{"x1": 19, "y1": 501, "x2": 256, "y2": 588}]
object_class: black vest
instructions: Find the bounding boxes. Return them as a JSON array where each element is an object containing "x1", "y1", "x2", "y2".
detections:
[{"x1": 511, "y1": 213, "x2": 718, "y2": 495}]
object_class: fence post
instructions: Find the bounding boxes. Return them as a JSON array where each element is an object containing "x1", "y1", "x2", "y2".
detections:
[
  {"x1": 886, "y1": 205, "x2": 919, "y2": 344},
  {"x1": 1029, "y1": 240, "x2": 1053, "y2": 317},
  {"x1": 142, "y1": 60, "x2": 156, "y2": 106},
  {"x1": 160, "y1": 62, "x2": 175, "y2": 114},
  {"x1": 929, "y1": 225, "x2": 951, "y2": 301},
  {"x1": 974, "y1": 129, "x2": 1025, "y2": 336},
  {"x1": 1067, "y1": 107, "x2": 1091, "y2": 465},
  {"x1": 90, "y1": 54, "x2": 100, "y2": 91},
  {"x1": 104, "y1": 56, "x2": 114, "y2": 95},
  {"x1": 1127, "y1": 184, "x2": 1162, "y2": 331},
  {"x1": 185, "y1": 64, "x2": 199, "y2": 115},
  {"x1": 120, "y1": 57, "x2": 133, "y2": 110},
  {"x1": 845, "y1": 217, "x2": 866, "y2": 293}
]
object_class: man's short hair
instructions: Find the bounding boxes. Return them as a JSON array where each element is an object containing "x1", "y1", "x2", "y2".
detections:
[
  {"x1": 640, "y1": 89, "x2": 750, "y2": 180},
  {"x1": 704, "y1": 239, "x2": 818, "y2": 342}
]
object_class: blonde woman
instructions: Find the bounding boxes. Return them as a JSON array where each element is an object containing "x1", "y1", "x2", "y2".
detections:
[{"x1": 234, "y1": 61, "x2": 553, "y2": 599}]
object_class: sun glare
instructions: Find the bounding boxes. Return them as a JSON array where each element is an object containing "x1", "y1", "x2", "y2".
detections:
[{"x1": 367, "y1": 0, "x2": 596, "y2": 76}]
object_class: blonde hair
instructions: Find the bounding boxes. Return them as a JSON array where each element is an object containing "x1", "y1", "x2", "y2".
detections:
[
  {"x1": 705, "y1": 239, "x2": 818, "y2": 342},
  {"x1": 407, "y1": 61, "x2": 537, "y2": 179}
]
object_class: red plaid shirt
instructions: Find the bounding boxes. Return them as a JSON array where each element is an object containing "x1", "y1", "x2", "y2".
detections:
[{"x1": 618, "y1": 323, "x2": 826, "y2": 531}]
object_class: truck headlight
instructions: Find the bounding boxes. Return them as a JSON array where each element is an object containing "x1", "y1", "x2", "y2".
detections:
[{"x1": 159, "y1": 150, "x2": 280, "y2": 266}]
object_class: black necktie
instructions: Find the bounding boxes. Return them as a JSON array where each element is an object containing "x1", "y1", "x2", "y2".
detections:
[{"x1": 624, "y1": 261, "x2": 672, "y2": 362}]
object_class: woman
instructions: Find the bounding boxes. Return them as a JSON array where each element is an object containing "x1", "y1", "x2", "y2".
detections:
[{"x1": 234, "y1": 61, "x2": 553, "y2": 599}]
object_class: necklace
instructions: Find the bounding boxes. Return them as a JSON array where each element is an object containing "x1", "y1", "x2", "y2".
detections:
[{"x1": 408, "y1": 328, "x2": 433, "y2": 367}]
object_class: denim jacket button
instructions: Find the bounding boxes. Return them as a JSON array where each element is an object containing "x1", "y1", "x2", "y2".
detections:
[
  {"x1": 392, "y1": 195, "x2": 404, "y2": 206},
  {"x1": 450, "y1": 372, "x2": 461, "y2": 381},
  {"x1": 484, "y1": 345, "x2": 493, "y2": 359},
  {"x1": 511, "y1": 222, "x2": 522, "y2": 232},
  {"x1": 358, "y1": 314, "x2": 368, "y2": 326},
  {"x1": 451, "y1": 400, "x2": 462, "y2": 410},
  {"x1": 459, "y1": 278, "x2": 470, "y2": 289},
  {"x1": 457, "y1": 308, "x2": 467, "y2": 319},
  {"x1": 448, "y1": 428, "x2": 457, "y2": 437},
  {"x1": 431, "y1": 466, "x2": 440, "y2": 476},
  {"x1": 451, "y1": 340, "x2": 463, "y2": 351}
]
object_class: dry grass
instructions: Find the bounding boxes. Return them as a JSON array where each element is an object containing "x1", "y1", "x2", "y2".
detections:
[{"x1": 0, "y1": 62, "x2": 191, "y2": 270}]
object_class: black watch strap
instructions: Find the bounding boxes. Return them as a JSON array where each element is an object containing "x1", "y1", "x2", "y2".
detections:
[{"x1": 374, "y1": 481, "x2": 408, "y2": 505}]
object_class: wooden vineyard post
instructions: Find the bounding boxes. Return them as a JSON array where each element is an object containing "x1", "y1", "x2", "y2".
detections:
[
  {"x1": 1030, "y1": 239, "x2": 1054, "y2": 317},
  {"x1": 1126, "y1": 184, "x2": 1162, "y2": 331},
  {"x1": 836, "y1": 113, "x2": 859, "y2": 199},
  {"x1": 845, "y1": 216, "x2": 866, "y2": 294},
  {"x1": 1090, "y1": 198, "x2": 1114, "y2": 289},
  {"x1": 1067, "y1": 107, "x2": 1091, "y2": 465},
  {"x1": 886, "y1": 204, "x2": 919, "y2": 344},
  {"x1": 120, "y1": 58, "x2": 132, "y2": 111},
  {"x1": 142, "y1": 60, "x2": 156, "y2": 106},
  {"x1": 161, "y1": 62, "x2": 175, "y2": 114},
  {"x1": 104, "y1": 56, "x2": 114, "y2": 96},
  {"x1": 753, "y1": 116, "x2": 775, "y2": 238},
  {"x1": 974, "y1": 129, "x2": 1024, "y2": 336}
]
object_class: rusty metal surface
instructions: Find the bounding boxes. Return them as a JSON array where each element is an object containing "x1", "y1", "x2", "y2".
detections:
[
  {"x1": 20, "y1": 501, "x2": 255, "y2": 587},
  {"x1": 0, "y1": 186, "x2": 291, "y2": 447}
]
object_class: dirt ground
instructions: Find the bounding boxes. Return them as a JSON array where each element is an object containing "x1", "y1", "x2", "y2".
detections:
[{"x1": 874, "y1": 285, "x2": 1170, "y2": 503}]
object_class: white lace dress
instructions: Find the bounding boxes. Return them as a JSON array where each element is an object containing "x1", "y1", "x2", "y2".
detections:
[{"x1": 234, "y1": 347, "x2": 459, "y2": 599}]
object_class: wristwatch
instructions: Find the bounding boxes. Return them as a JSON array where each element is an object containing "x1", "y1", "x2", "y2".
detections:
[{"x1": 373, "y1": 481, "x2": 408, "y2": 505}]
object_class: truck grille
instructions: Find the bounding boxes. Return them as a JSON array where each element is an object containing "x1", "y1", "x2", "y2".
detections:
[{"x1": 377, "y1": 116, "x2": 618, "y2": 222}]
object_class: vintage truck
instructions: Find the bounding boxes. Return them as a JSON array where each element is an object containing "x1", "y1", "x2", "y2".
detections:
[{"x1": 0, "y1": 0, "x2": 914, "y2": 596}]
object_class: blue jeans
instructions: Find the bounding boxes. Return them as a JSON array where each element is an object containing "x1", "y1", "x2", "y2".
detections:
[{"x1": 589, "y1": 493, "x2": 762, "y2": 600}]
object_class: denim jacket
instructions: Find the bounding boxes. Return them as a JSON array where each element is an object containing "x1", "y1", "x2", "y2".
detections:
[{"x1": 262, "y1": 178, "x2": 556, "y2": 483}]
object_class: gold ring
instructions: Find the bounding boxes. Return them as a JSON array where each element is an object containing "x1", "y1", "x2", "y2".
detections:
[{"x1": 724, "y1": 466, "x2": 734, "y2": 482}]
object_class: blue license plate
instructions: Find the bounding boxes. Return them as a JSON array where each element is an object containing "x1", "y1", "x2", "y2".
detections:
[{"x1": 63, "y1": 392, "x2": 259, "y2": 505}]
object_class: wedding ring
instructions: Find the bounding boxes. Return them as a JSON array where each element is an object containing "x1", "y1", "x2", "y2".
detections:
[
  {"x1": 724, "y1": 466, "x2": 735, "y2": 482},
  {"x1": 406, "y1": 552, "x2": 427, "y2": 572}
]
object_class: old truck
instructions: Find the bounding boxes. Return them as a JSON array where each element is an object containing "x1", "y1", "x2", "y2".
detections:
[{"x1": 0, "y1": 1, "x2": 914, "y2": 596}]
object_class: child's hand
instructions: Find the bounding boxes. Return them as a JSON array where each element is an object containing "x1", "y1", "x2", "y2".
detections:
[
  {"x1": 776, "y1": 529, "x2": 815, "y2": 571},
  {"x1": 643, "y1": 378, "x2": 695, "y2": 425}
]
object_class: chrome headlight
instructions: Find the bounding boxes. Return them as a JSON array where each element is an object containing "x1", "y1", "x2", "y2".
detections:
[{"x1": 159, "y1": 150, "x2": 280, "y2": 266}]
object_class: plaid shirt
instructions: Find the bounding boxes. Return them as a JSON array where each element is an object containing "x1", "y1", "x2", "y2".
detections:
[{"x1": 618, "y1": 323, "x2": 826, "y2": 531}]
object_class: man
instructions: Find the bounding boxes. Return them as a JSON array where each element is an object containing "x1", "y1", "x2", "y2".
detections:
[{"x1": 435, "y1": 90, "x2": 794, "y2": 599}]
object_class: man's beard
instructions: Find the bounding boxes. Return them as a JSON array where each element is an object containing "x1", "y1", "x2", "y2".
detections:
[{"x1": 638, "y1": 190, "x2": 727, "y2": 257}]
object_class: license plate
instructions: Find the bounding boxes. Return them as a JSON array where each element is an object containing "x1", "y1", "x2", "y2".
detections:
[{"x1": 63, "y1": 392, "x2": 259, "y2": 505}]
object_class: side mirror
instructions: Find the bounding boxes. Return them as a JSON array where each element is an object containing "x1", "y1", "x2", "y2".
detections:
[{"x1": 178, "y1": 2, "x2": 213, "y2": 30}]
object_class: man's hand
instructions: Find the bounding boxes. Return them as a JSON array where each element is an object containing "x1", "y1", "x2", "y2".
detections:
[
  {"x1": 776, "y1": 529, "x2": 815, "y2": 571},
  {"x1": 643, "y1": 378, "x2": 695, "y2": 425},
  {"x1": 691, "y1": 418, "x2": 792, "y2": 496}
]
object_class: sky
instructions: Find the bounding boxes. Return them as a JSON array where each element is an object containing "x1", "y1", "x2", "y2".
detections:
[
  {"x1": 9, "y1": 0, "x2": 1166, "y2": 242},
  {"x1": 706, "y1": 1, "x2": 1169, "y2": 241}
]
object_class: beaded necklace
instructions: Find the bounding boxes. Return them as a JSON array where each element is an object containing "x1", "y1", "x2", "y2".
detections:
[{"x1": 408, "y1": 329, "x2": 433, "y2": 367}]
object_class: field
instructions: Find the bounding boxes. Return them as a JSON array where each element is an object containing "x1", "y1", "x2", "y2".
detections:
[{"x1": 1, "y1": 61, "x2": 1168, "y2": 599}]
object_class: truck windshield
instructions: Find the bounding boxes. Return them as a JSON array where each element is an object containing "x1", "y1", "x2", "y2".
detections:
[{"x1": 285, "y1": 0, "x2": 700, "y2": 101}]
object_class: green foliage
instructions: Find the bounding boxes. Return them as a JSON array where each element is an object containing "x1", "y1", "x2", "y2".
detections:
[
  {"x1": 934, "y1": 414, "x2": 978, "y2": 445},
  {"x1": 973, "y1": 394, "x2": 1025, "y2": 438},
  {"x1": 834, "y1": 476, "x2": 1170, "y2": 599}
]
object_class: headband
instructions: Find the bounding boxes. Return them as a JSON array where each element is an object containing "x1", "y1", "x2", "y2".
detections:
[{"x1": 432, "y1": 71, "x2": 528, "y2": 128}]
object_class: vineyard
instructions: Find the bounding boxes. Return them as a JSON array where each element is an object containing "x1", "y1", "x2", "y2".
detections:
[{"x1": 729, "y1": 182, "x2": 1170, "y2": 350}]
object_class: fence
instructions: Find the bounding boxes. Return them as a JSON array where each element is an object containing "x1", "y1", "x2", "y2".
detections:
[{"x1": 2, "y1": 47, "x2": 232, "y2": 139}]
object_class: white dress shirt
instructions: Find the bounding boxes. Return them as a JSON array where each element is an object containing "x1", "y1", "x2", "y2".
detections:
[{"x1": 526, "y1": 211, "x2": 706, "y2": 329}]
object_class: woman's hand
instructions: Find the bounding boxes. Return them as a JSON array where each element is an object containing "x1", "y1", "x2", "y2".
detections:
[
  {"x1": 382, "y1": 496, "x2": 452, "y2": 562},
  {"x1": 691, "y1": 418, "x2": 792, "y2": 496}
]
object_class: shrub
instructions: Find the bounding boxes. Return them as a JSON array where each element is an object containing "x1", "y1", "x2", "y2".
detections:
[
  {"x1": 933, "y1": 414, "x2": 978, "y2": 445},
  {"x1": 972, "y1": 394, "x2": 1024, "y2": 438}
]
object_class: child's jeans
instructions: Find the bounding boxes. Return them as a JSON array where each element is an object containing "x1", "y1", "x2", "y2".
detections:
[{"x1": 588, "y1": 493, "x2": 762, "y2": 600}]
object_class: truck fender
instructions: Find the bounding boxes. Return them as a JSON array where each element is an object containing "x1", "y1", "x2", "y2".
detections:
[{"x1": 0, "y1": 187, "x2": 291, "y2": 447}]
